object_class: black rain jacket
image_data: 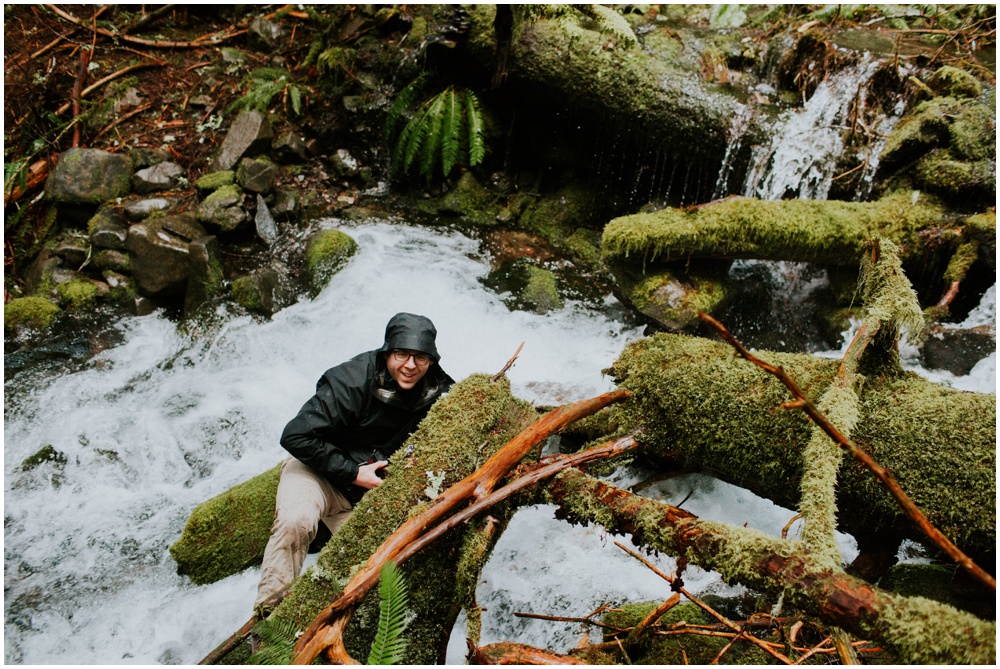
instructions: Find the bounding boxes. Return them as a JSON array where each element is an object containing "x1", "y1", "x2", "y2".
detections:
[{"x1": 280, "y1": 349, "x2": 453, "y2": 503}]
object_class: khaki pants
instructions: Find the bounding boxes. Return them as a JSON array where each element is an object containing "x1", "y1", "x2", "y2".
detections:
[{"x1": 254, "y1": 458, "x2": 353, "y2": 609}]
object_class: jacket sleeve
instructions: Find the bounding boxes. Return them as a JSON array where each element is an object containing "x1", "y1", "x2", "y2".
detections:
[{"x1": 279, "y1": 367, "x2": 367, "y2": 488}]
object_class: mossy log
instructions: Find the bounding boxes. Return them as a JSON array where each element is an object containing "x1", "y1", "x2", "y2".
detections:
[
  {"x1": 169, "y1": 464, "x2": 281, "y2": 585},
  {"x1": 267, "y1": 374, "x2": 539, "y2": 664},
  {"x1": 603, "y1": 194, "x2": 995, "y2": 303},
  {"x1": 545, "y1": 469, "x2": 996, "y2": 664},
  {"x1": 606, "y1": 333, "x2": 996, "y2": 565}
]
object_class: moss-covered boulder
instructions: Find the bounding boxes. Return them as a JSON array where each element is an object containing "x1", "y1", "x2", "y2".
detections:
[
  {"x1": 20, "y1": 444, "x2": 68, "y2": 471},
  {"x1": 196, "y1": 184, "x2": 249, "y2": 233},
  {"x1": 522, "y1": 265, "x2": 563, "y2": 313},
  {"x1": 44, "y1": 148, "x2": 133, "y2": 205},
  {"x1": 55, "y1": 279, "x2": 99, "y2": 311},
  {"x1": 271, "y1": 374, "x2": 538, "y2": 664},
  {"x1": 4, "y1": 296, "x2": 61, "y2": 333},
  {"x1": 608, "y1": 260, "x2": 729, "y2": 330},
  {"x1": 194, "y1": 170, "x2": 236, "y2": 194},
  {"x1": 231, "y1": 270, "x2": 283, "y2": 316},
  {"x1": 305, "y1": 229, "x2": 358, "y2": 293},
  {"x1": 169, "y1": 464, "x2": 282, "y2": 585},
  {"x1": 607, "y1": 333, "x2": 996, "y2": 564},
  {"x1": 438, "y1": 171, "x2": 499, "y2": 226}
]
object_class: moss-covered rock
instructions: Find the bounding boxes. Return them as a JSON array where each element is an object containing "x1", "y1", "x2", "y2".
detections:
[
  {"x1": 608, "y1": 259, "x2": 729, "y2": 330},
  {"x1": 196, "y1": 184, "x2": 249, "y2": 233},
  {"x1": 4, "y1": 296, "x2": 62, "y2": 333},
  {"x1": 55, "y1": 279, "x2": 99, "y2": 310},
  {"x1": 271, "y1": 374, "x2": 538, "y2": 664},
  {"x1": 20, "y1": 444, "x2": 68, "y2": 470},
  {"x1": 607, "y1": 333, "x2": 995, "y2": 563},
  {"x1": 522, "y1": 265, "x2": 563, "y2": 313},
  {"x1": 194, "y1": 170, "x2": 236, "y2": 193},
  {"x1": 928, "y1": 65, "x2": 983, "y2": 99},
  {"x1": 438, "y1": 171, "x2": 499, "y2": 226},
  {"x1": 169, "y1": 464, "x2": 282, "y2": 585},
  {"x1": 305, "y1": 228, "x2": 358, "y2": 293}
]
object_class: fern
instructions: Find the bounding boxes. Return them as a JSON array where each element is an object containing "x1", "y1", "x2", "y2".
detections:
[
  {"x1": 383, "y1": 73, "x2": 430, "y2": 142},
  {"x1": 440, "y1": 89, "x2": 462, "y2": 178},
  {"x1": 227, "y1": 68, "x2": 307, "y2": 116},
  {"x1": 367, "y1": 560, "x2": 410, "y2": 665},
  {"x1": 246, "y1": 616, "x2": 298, "y2": 665},
  {"x1": 465, "y1": 90, "x2": 486, "y2": 167},
  {"x1": 419, "y1": 92, "x2": 448, "y2": 180}
]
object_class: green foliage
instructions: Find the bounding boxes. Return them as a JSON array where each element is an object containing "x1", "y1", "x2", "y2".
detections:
[
  {"x1": 367, "y1": 560, "x2": 411, "y2": 665},
  {"x1": 228, "y1": 68, "x2": 308, "y2": 116},
  {"x1": 246, "y1": 615, "x2": 298, "y2": 665},
  {"x1": 4, "y1": 158, "x2": 29, "y2": 197},
  {"x1": 387, "y1": 85, "x2": 486, "y2": 182}
]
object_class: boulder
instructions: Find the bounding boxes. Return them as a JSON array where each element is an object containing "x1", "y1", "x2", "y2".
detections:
[
  {"x1": 132, "y1": 161, "x2": 185, "y2": 194},
  {"x1": 306, "y1": 229, "x2": 359, "y2": 293},
  {"x1": 193, "y1": 170, "x2": 235, "y2": 194},
  {"x1": 231, "y1": 269, "x2": 284, "y2": 316},
  {"x1": 92, "y1": 249, "x2": 130, "y2": 273},
  {"x1": 126, "y1": 214, "x2": 207, "y2": 296},
  {"x1": 4, "y1": 296, "x2": 61, "y2": 333},
  {"x1": 236, "y1": 156, "x2": 278, "y2": 194},
  {"x1": 44, "y1": 148, "x2": 133, "y2": 205},
  {"x1": 920, "y1": 324, "x2": 996, "y2": 375},
  {"x1": 183, "y1": 236, "x2": 223, "y2": 318},
  {"x1": 196, "y1": 185, "x2": 249, "y2": 233},
  {"x1": 272, "y1": 132, "x2": 310, "y2": 163},
  {"x1": 214, "y1": 110, "x2": 273, "y2": 171},
  {"x1": 123, "y1": 197, "x2": 179, "y2": 221},
  {"x1": 271, "y1": 188, "x2": 299, "y2": 220},
  {"x1": 88, "y1": 207, "x2": 129, "y2": 248},
  {"x1": 254, "y1": 194, "x2": 278, "y2": 244},
  {"x1": 128, "y1": 147, "x2": 171, "y2": 169},
  {"x1": 53, "y1": 233, "x2": 90, "y2": 268}
]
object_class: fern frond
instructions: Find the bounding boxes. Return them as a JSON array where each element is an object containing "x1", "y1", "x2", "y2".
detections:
[
  {"x1": 579, "y1": 5, "x2": 638, "y2": 47},
  {"x1": 367, "y1": 560, "x2": 410, "y2": 665},
  {"x1": 440, "y1": 89, "x2": 462, "y2": 178},
  {"x1": 465, "y1": 90, "x2": 486, "y2": 167},
  {"x1": 245, "y1": 67, "x2": 292, "y2": 83},
  {"x1": 247, "y1": 616, "x2": 298, "y2": 665},
  {"x1": 400, "y1": 105, "x2": 432, "y2": 175},
  {"x1": 289, "y1": 85, "x2": 302, "y2": 115},
  {"x1": 419, "y1": 91, "x2": 448, "y2": 181},
  {"x1": 383, "y1": 73, "x2": 431, "y2": 143}
]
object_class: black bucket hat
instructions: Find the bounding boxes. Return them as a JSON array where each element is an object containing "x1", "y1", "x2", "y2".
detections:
[{"x1": 380, "y1": 313, "x2": 440, "y2": 361}]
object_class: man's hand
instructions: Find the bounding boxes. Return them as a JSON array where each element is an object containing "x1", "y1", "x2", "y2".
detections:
[{"x1": 354, "y1": 460, "x2": 388, "y2": 489}]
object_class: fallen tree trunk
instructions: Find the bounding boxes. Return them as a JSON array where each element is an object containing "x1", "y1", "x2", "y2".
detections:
[
  {"x1": 605, "y1": 332, "x2": 996, "y2": 566},
  {"x1": 544, "y1": 469, "x2": 996, "y2": 664}
]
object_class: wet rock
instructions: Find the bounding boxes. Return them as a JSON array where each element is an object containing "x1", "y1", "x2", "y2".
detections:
[
  {"x1": 55, "y1": 278, "x2": 99, "y2": 310},
  {"x1": 438, "y1": 171, "x2": 497, "y2": 226},
  {"x1": 101, "y1": 270, "x2": 135, "y2": 303},
  {"x1": 23, "y1": 251, "x2": 61, "y2": 296},
  {"x1": 128, "y1": 148, "x2": 170, "y2": 170},
  {"x1": 254, "y1": 194, "x2": 278, "y2": 244},
  {"x1": 132, "y1": 295, "x2": 157, "y2": 316},
  {"x1": 482, "y1": 230, "x2": 556, "y2": 269},
  {"x1": 20, "y1": 445, "x2": 67, "y2": 471},
  {"x1": 272, "y1": 132, "x2": 310, "y2": 164},
  {"x1": 231, "y1": 269, "x2": 286, "y2": 316},
  {"x1": 194, "y1": 170, "x2": 235, "y2": 193},
  {"x1": 126, "y1": 214, "x2": 207, "y2": 296},
  {"x1": 250, "y1": 16, "x2": 284, "y2": 46},
  {"x1": 919, "y1": 324, "x2": 996, "y2": 376},
  {"x1": 123, "y1": 197, "x2": 179, "y2": 221},
  {"x1": 4, "y1": 296, "x2": 61, "y2": 333},
  {"x1": 928, "y1": 65, "x2": 983, "y2": 99},
  {"x1": 271, "y1": 188, "x2": 299, "y2": 220},
  {"x1": 608, "y1": 260, "x2": 729, "y2": 331},
  {"x1": 132, "y1": 161, "x2": 185, "y2": 194},
  {"x1": 327, "y1": 148, "x2": 359, "y2": 178},
  {"x1": 44, "y1": 148, "x2": 133, "y2": 205},
  {"x1": 92, "y1": 249, "x2": 130, "y2": 273},
  {"x1": 88, "y1": 208, "x2": 129, "y2": 248},
  {"x1": 184, "y1": 236, "x2": 223, "y2": 318},
  {"x1": 236, "y1": 156, "x2": 278, "y2": 193},
  {"x1": 196, "y1": 185, "x2": 249, "y2": 233},
  {"x1": 214, "y1": 110, "x2": 273, "y2": 171},
  {"x1": 53, "y1": 233, "x2": 90, "y2": 268},
  {"x1": 306, "y1": 229, "x2": 359, "y2": 293},
  {"x1": 522, "y1": 265, "x2": 563, "y2": 314}
]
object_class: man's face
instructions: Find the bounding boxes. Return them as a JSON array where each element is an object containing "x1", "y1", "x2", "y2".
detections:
[{"x1": 386, "y1": 349, "x2": 433, "y2": 390}]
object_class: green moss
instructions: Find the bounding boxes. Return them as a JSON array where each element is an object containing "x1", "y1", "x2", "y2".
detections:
[
  {"x1": 305, "y1": 229, "x2": 359, "y2": 293},
  {"x1": 438, "y1": 171, "x2": 499, "y2": 226},
  {"x1": 271, "y1": 374, "x2": 538, "y2": 663},
  {"x1": 881, "y1": 97, "x2": 962, "y2": 163},
  {"x1": 231, "y1": 275, "x2": 264, "y2": 312},
  {"x1": 561, "y1": 228, "x2": 601, "y2": 267},
  {"x1": 913, "y1": 151, "x2": 996, "y2": 200},
  {"x1": 194, "y1": 170, "x2": 236, "y2": 193},
  {"x1": 602, "y1": 193, "x2": 948, "y2": 267},
  {"x1": 949, "y1": 104, "x2": 995, "y2": 161},
  {"x1": 619, "y1": 263, "x2": 728, "y2": 330},
  {"x1": 20, "y1": 444, "x2": 68, "y2": 470},
  {"x1": 169, "y1": 464, "x2": 282, "y2": 585},
  {"x1": 928, "y1": 65, "x2": 983, "y2": 100},
  {"x1": 857, "y1": 238, "x2": 923, "y2": 345},
  {"x1": 4, "y1": 296, "x2": 62, "y2": 332},
  {"x1": 941, "y1": 240, "x2": 979, "y2": 285},
  {"x1": 522, "y1": 265, "x2": 563, "y2": 313},
  {"x1": 55, "y1": 279, "x2": 99, "y2": 310}
]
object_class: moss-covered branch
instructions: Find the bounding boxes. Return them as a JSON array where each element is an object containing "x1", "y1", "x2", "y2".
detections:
[{"x1": 545, "y1": 469, "x2": 996, "y2": 664}]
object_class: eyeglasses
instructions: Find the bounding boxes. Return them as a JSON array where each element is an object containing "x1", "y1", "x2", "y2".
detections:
[{"x1": 390, "y1": 349, "x2": 432, "y2": 366}]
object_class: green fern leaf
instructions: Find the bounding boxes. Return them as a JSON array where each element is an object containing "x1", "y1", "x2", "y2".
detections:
[
  {"x1": 465, "y1": 90, "x2": 486, "y2": 167},
  {"x1": 289, "y1": 85, "x2": 302, "y2": 115},
  {"x1": 400, "y1": 105, "x2": 432, "y2": 175},
  {"x1": 419, "y1": 91, "x2": 448, "y2": 180},
  {"x1": 246, "y1": 616, "x2": 298, "y2": 665},
  {"x1": 367, "y1": 560, "x2": 410, "y2": 665},
  {"x1": 440, "y1": 89, "x2": 462, "y2": 178},
  {"x1": 383, "y1": 73, "x2": 430, "y2": 143}
]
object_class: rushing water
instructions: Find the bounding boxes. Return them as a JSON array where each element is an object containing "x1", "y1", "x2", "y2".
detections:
[{"x1": 5, "y1": 217, "x2": 993, "y2": 664}]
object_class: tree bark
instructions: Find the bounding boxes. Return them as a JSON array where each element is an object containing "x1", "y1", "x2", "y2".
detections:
[{"x1": 544, "y1": 469, "x2": 995, "y2": 664}]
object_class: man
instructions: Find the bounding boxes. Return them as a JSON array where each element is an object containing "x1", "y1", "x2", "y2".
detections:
[{"x1": 254, "y1": 312, "x2": 454, "y2": 613}]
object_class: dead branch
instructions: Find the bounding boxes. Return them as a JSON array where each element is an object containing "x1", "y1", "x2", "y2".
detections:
[
  {"x1": 93, "y1": 102, "x2": 156, "y2": 141},
  {"x1": 792, "y1": 636, "x2": 831, "y2": 665},
  {"x1": 124, "y1": 4, "x2": 177, "y2": 34},
  {"x1": 469, "y1": 640, "x2": 587, "y2": 665},
  {"x1": 291, "y1": 390, "x2": 632, "y2": 665},
  {"x1": 492, "y1": 341, "x2": 525, "y2": 381},
  {"x1": 197, "y1": 587, "x2": 291, "y2": 665},
  {"x1": 55, "y1": 61, "x2": 166, "y2": 117},
  {"x1": 697, "y1": 310, "x2": 995, "y2": 592},
  {"x1": 45, "y1": 5, "x2": 245, "y2": 49}
]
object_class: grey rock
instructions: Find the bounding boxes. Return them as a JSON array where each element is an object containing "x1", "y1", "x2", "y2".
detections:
[
  {"x1": 214, "y1": 110, "x2": 274, "y2": 171},
  {"x1": 128, "y1": 148, "x2": 170, "y2": 170},
  {"x1": 920, "y1": 324, "x2": 996, "y2": 375},
  {"x1": 271, "y1": 188, "x2": 299, "y2": 219},
  {"x1": 132, "y1": 162, "x2": 185, "y2": 195},
  {"x1": 255, "y1": 194, "x2": 278, "y2": 244},
  {"x1": 272, "y1": 132, "x2": 310, "y2": 163},
  {"x1": 133, "y1": 296, "x2": 157, "y2": 316},
  {"x1": 250, "y1": 16, "x2": 284, "y2": 45},
  {"x1": 45, "y1": 148, "x2": 133, "y2": 205},
  {"x1": 126, "y1": 214, "x2": 207, "y2": 296},
  {"x1": 196, "y1": 185, "x2": 249, "y2": 233},
  {"x1": 231, "y1": 269, "x2": 287, "y2": 316},
  {"x1": 53, "y1": 234, "x2": 90, "y2": 268},
  {"x1": 328, "y1": 149, "x2": 359, "y2": 178},
  {"x1": 184, "y1": 236, "x2": 223, "y2": 318},
  {"x1": 124, "y1": 197, "x2": 178, "y2": 221},
  {"x1": 23, "y1": 250, "x2": 61, "y2": 296},
  {"x1": 236, "y1": 156, "x2": 278, "y2": 193},
  {"x1": 89, "y1": 208, "x2": 129, "y2": 248}
]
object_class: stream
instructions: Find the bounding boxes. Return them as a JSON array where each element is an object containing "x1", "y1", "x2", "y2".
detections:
[{"x1": 4, "y1": 217, "x2": 994, "y2": 664}]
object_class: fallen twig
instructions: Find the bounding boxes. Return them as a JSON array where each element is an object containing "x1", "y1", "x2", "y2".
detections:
[
  {"x1": 697, "y1": 311, "x2": 996, "y2": 591},
  {"x1": 492, "y1": 341, "x2": 524, "y2": 381},
  {"x1": 46, "y1": 5, "x2": 245, "y2": 48},
  {"x1": 55, "y1": 61, "x2": 166, "y2": 116}
]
